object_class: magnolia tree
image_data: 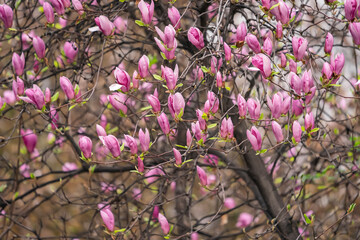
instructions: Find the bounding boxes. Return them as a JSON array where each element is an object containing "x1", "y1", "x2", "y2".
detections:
[{"x1": 1, "y1": 0, "x2": 360, "y2": 239}]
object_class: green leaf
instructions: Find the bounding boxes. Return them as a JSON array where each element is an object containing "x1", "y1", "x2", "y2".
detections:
[
  {"x1": 51, "y1": 92, "x2": 59, "y2": 102},
  {"x1": 201, "y1": 113, "x2": 208, "y2": 121},
  {"x1": 30, "y1": 173, "x2": 35, "y2": 179},
  {"x1": 348, "y1": 203, "x2": 356, "y2": 213},
  {"x1": 153, "y1": 74, "x2": 162, "y2": 81},
  {"x1": 135, "y1": 20, "x2": 146, "y2": 27},
  {"x1": 148, "y1": 54, "x2": 158, "y2": 67},
  {"x1": 89, "y1": 165, "x2": 96, "y2": 174},
  {"x1": 175, "y1": 144, "x2": 188, "y2": 149},
  {"x1": 329, "y1": 84, "x2": 341, "y2": 87},
  {"x1": 230, "y1": 45, "x2": 237, "y2": 49},
  {"x1": 108, "y1": 127, "x2": 119, "y2": 134},
  {"x1": 259, "y1": 113, "x2": 264, "y2": 120},
  {"x1": 120, "y1": 142, "x2": 125, "y2": 151},
  {"x1": 225, "y1": 86, "x2": 231, "y2": 91},
  {"x1": 160, "y1": 52, "x2": 167, "y2": 60},
  {"x1": 114, "y1": 228, "x2": 126, "y2": 233},
  {"x1": 74, "y1": 84, "x2": 80, "y2": 95},
  {"x1": 13, "y1": 191, "x2": 19, "y2": 200},
  {"x1": 176, "y1": 83, "x2": 183, "y2": 88},
  {"x1": 38, "y1": 6, "x2": 44, "y2": 12},
  {"x1": 0, "y1": 184, "x2": 7, "y2": 193},
  {"x1": 207, "y1": 123, "x2": 217, "y2": 129},
  {"x1": 140, "y1": 105, "x2": 153, "y2": 111},
  {"x1": 54, "y1": 60, "x2": 59, "y2": 68},
  {"x1": 260, "y1": 149, "x2": 267, "y2": 154},
  {"x1": 291, "y1": 137, "x2": 297, "y2": 145},
  {"x1": 304, "y1": 213, "x2": 312, "y2": 224},
  {"x1": 297, "y1": 66, "x2": 302, "y2": 74},
  {"x1": 15, "y1": 0, "x2": 21, "y2": 9},
  {"x1": 41, "y1": 66, "x2": 48, "y2": 73},
  {"x1": 310, "y1": 128, "x2": 319, "y2": 133},
  {"x1": 201, "y1": 66, "x2": 209, "y2": 73},
  {"x1": 286, "y1": 53, "x2": 295, "y2": 60},
  {"x1": 69, "y1": 104, "x2": 77, "y2": 111},
  {"x1": 8, "y1": 28, "x2": 17, "y2": 32},
  {"x1": 269, "y1": 3, "x2": 280, "y2": 11}
]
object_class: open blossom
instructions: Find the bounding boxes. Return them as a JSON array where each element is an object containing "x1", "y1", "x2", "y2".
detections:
[
  {"x1": 95, "y1": 15, "x2": 115, "y2": 36},
  {"x1": 21, "y1": 85, "x2": 45, "y2": 109},
  {"x1": 154, "y1": 25, "x2": 177, "y2": 60},
  {"x1": 330, "y1": 53, "x2": 345, "y2": 76},
  {"x1": 252, "y1": 54, "x2": 272, "y2": 79},
  {"x1": 12, "y1": 77, "x2": 24, "y2": 97},
  {"x1": 138, "y1": 0, "x2": 154, "y2": 25},
  {"x1": 246, "y1": 126, "x2": 262, "y2": 151},
  {"x1": 271, "y1": 0, "x2": 289, "y2": 24},
  {"x1": 114, "y1": 68, "x2": 131, "y2": 92},
  {"x1": 188, "y1": 27, "x2": 204, "y2": 50},
  {"x1": 204, "y1": 91, "x2": 219, "y2": 114},
  {"x1": 124, "y1": 135, "x2": 138, "y2": 154}
]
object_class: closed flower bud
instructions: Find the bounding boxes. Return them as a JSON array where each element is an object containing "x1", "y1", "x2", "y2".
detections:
[
  {"x1": 245, "y1": 34, "x2": 261, "y2": 53},
  {"x1": 237, "y1": 94, "x2": 247, "y2": 118},
  {"x1": 139, "y1": 128, "x2": 150, "y2": 152},
  {"x1": 280, "y1": 53, "x2": 287, "y2": 68},
  {"x1": 196, "y1": 166, "x2": 208, "y2": 186},
  {"x1": 33, "y1": 36, "x2": 46, "y2": 59},
  {"x1": 271, "y1": 121, "x2": 284, "y2": 142},
  {"x1": 95, "y1": 15, "x2": 115, "y2": 36},
  {"x1": 216, "y1": 71, "x2": 224, "y2": 88},
  {"x1": 79, "y1": 136, "x2": 92, "y2": 158},
  {"x1": 292, "y1": 36, "x2": 308, "y2": 61},
  {"x1": 108, "y1": 92, "x2": 127, "y2": 114},
  {"x1": 137, "y1": 156, "x2": 144, "y2": 172},
  {"x1": 43, "y1": 2, "x2": 54, "y2": 23},
  {"x1": 289, "y1": 59, "x2": 297, "y2": 73},
  {"x1": 302, "y1": 70, "x2": 314, "y2": 93},
  {"x1": 98, "y1": 204, "x2": 115, "y2": 232},
  {"x1": 324, "y1": 32, "x2": 333, "y2": 54},
  {"x1": 138, "y1": 0, "x2": 154, "y2": 25},
  {"x1": 322, "y1": 62, "x2": 333, "y2": 80},
  {"x1": 186, "y1": 129, "x2": 192, "y2": 147},
  {"x1": 236, "y1": 22, "x2": 247, "y2": 42},
  {"x1": 12, "y1": 52, "x2": 25, "y2": 76},
  {"x1": 247, "y1": 98, "x2": 261, "y2": 120},
  {"x1": 168, "y1": 6, "x2": 181, "y2": 30},
  {"x1": 60, "y1": 76, "x2": 75, "y2": 100},
  {"x1": 21, "y1": 129, "x2": 37, "y2": 153},
  {"x1": 224, "y1": 42, "x2": 231, "y2": 61},
  {"x1": 163, "y1": 64, "x2": 178, "y2": 90},
  {"x1": 196, "y1": 109, "x2": 207, "y2": 131},
  {"x1": 168, "y1": 92, "x2": 185, "y2": 119},
  {"x1": 188, "y1": 27, "x2": 204, "y2": 50},
  {"x1": 246, "y1": 126, "x2": 262, "y2": 151},
  {"x1": 64, "y1": 41, "x2": 78, "y2": 63},
  {"x1": 72, "y1": 0, "x2": 84, "y2": 15},
  {"x1": 138, "y1": 55, "x2": 149, "y2": 78},
  {"x1": 158, "y1": 213, "x2": 170, "y2": 235},
  {"x1": 267, "y1": 92, "x2": 283, "y2": 119},
  {"x1": 330, "y1": 53, "x2": 345, "y2": 76},
  {"x1": 304, "y1": 112, "x2": 315, "y2": 132},
  {"x1": 290, "y1": 73, "x2": 302, "y2": 95},
  {"x1": 263, "y1": 37, "x2": 273, "y2": 55},
  {"x1": 204, "y1": 91, "x2": 219, "y2": 114},
  {"x1": 100, "y1": 135, "x2": 121, "y2": 157},
  {"x1": 147, "y1": 94, "x2": 161, "y2": 113},
  {"x1": 349, "y1": 22, "x2": 360, "y2": 45},
  {"x1": 276, "y1": 21, "x2": 283, "y2": 39},
  {"x1": 157, "y1": 112, "x2": 170, "y2": 135},
  {"x1": 124, "y1": 135, "x2": 138, "y2": 154},
  {"x1": 345, "y1": 0, "x2": 357, "y2": 21},
  {"x1": 173, "y1": 148, "x2": 182, "y2": 165},
  {"x1": 12, "y1": 77, "x2": 24, "y2": 97},
  {"x1": 96, "y1": 124, "x2": 107, "y2": 137},
  {"x1": 292, "y1": 120, "x2": 302, "y2": 142},
  {"x1": 0, "y1": 4, "x2": 13, "y2": 28}
]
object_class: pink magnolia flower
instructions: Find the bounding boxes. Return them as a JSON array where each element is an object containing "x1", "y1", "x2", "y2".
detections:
[
  {"x1": 98, "y1": 204, "x2": 115, "y2": 232},
  {"x1": 247, "y1": 98, "x2": 261, "y2": 120},
  {"x1": 12, "y1": 76, "x2": 25, "y2": 97},
  {"x1": 72, "y1": 0, "x2": 84, "y2": 15},
  {"x1": 95, "y1": 15, "x2": 115, "y2": 36},
  {"x1": 79, "y1": 136, "x2": 92, "y2": 158},
  {"x1": 138, "y1": 55, "x2": 149, "y2": 78},
  {"x1": 60, "y1": 76, "x2": 75, "y2": 100},
  {"x1": 168, "y1": 92, "x2": 185, "y2": 119},
  {"x1": 158, "y1": 213, "x2": 170, "y2": 235},
  {"x1": 324, "y1": 32, "x2": 333, "y2": 54},
  {"x1": 196, "y1": 166, "x2": 208, "y2": 186},
  {"x1": 21, "y1": 85, "x2": 45, "y2": 109},
  {"x1": 246, "y1": 126, "x2": 262, "y2": 151},
  {"x1": 124, "y1": 135, "x2": 138, "y2": 154},
  {"x1": 245, "y1": 34, "x2": 261, "y2": 53},
  {"x1": 237, "y1": 94, "x2": 247, "y2": 118},
  {"x1": 113, "y1": 16, "x2": 127, "y2": 33},
  {"x1": 157, "y1": 113, "x2": 171, "y2": 135},
  {"x1": 224, "y1": 197, "x2": 236, "y2": 209},
  {"x1": 145, "y1": 168, "x2": 165, "y2": 184},
  {"x1": 188, "y1": 27, "x2": 204, "y2": 50},
  {"x1": 163, "y1": 64, "x2": 179, "y2": 90},
  {"x1": 33, "y1": 36, "x2": 46, "y2": 59},
  {"x1": 292, "y1": 120, "x2": 302, "y2": 142},
  {"x1": 0, "y1": 4, "x2": 13, "y2": 28},
  {"x1": 168, "y1": 6, "x2": 181, "y2": 30},
  {"x1": 99, "y1": 135, "x2": 121, "y2": 157},
  {"x1": 220, "y1": 118, "x2": 234, "y2": 139},
  {"x1": 12, "y1": 52, "x2": 25, "y2": 76},
  {"x1": 62, "y1": 162, "x2": 78, "y2": 172},
  {"x1": 292, "y1": 36, "x2": 308, "y2": 61},
  {"x1": 139, "y1": 128, "x2": 150, "y2": 152},
  {"x1": 304, "y1": 112, "x2": 315, "y2": 132},
  {"x1": 236, "y1": 212, "x2": 253, "y2": 228},
  {"x1": 50, "y1": 0, "x2": 65, "y2": 15},
  {"x1": 43, "y1": 2, "x2": 54, "y2": 23},
  {"x1": 138, "y1": 0, "x2": 154, "y2": 25},
  {"x1": 63, "y1": 41, "x2": 78, "y2": 63},
  {"x1": 21, "y1": 129, "x2": 37, "y2": 153},
  {"x1": 114, "y1": 68, "x2": 131, "y2": 92},
  {"x1": 19, "y1": 163, "x2": 30, "y2": 178},
  {"x1": 108, "y1": 92, "x2": 127, "y2": 114},
  {"x1": 349, "y1": 22, "x2": 360, "y2": 45},
  {"x1": 252, "y1": 53, "x2": 272, "y2": 79},
  {"x1": 271, "y1": 121, "x2": 284, "y2": 142},
  {"x1": 345, "y1": 0, "x2": 357, "y2": 21}
]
